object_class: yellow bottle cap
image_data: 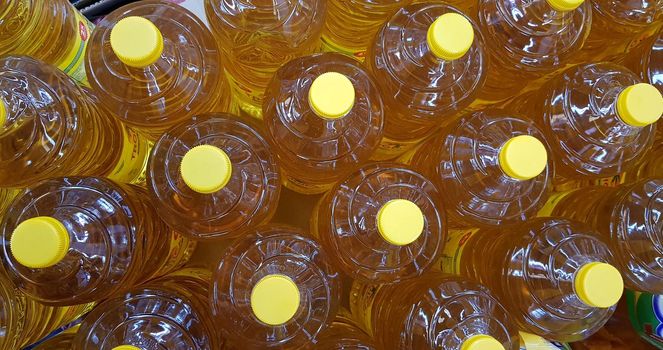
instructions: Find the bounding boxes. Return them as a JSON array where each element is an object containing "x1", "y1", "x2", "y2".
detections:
[
  {"x1": 112, "y1": 346, "x2": 141, "y2": 350},
  {"x1": 546, "y1": 0, "x2": 585, "y2": 11},
  {"x1": 376, "y1": 199, "x2": 425, "y2": 246},
  {"x1": 616, "y1": 83, "x2": 663, "y2": 127},
  {"x1": 574, "y1": 262, "x2": 624, "y2": 308},
  {"x1": 427, "y1": 13, "x2": 475, "y2": 61},
  {"x1": 10, "y1": 217, "x2": 70, "y2": 269},
  {"x1": 251, "y1": 274, "x2": 300, "y2": 326},
  {"x1": 498, "y1": 135, "x2": 548, "y2": 181},
  {"x1": 461, "y1": 334, "x2": 506, "y2": 350},
  {"x1": 180, "y1": 145, "x2": 232, "y2": 194},
  {"x1": 110, "y1": 16, "x2": 164, "y2": 68},
  {"x1": 308, "y1": 72, "x2": 355, "y2": 119}
]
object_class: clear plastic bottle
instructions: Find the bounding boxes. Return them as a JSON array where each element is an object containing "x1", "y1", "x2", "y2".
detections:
[
  {"x1": 315, "y1": 310, "x2": 377, "y2": 349},
  {"x1": 211, "y1": 225, "x2": 340, "y2": 349},
  {"x1": 0, "y1": 188, "x2": 17, "y2": 221},
  {"x1": 311, "y1": 162, "x2": 446, "y2": 283},
  {"x1": 0, "y1": 177, "x2": 195, "y2": 306},
  {"x1": 476, "y1": 0, "x2": 591, "y2": 103},
  {"x1": 406, "y1": 109, "x2": 554, "y2": 228},
  {"x1": 624, "y1": 141, "x2": 663, "y2": 182},
  {"x1": 546, "y1": 178, "x2": 663, "y2": 293},
  {"x1": 524, "y1": 62, "x2": 662, "y2": 180},
  {"x1": 576, "y1": 0, "x2": 663, "y2": 63},
  {"x1": 0, "y1": 0, "x2": 94, "y2": 85},
  {"x1": 447, "y1": 217, "x2": 623, "y2": 342},
  {"x1": 350, "y1": 273, "x2": 519, "y2": 350},
  {"x1": 86, "y1": 0, "x2": 231, "y2": 139},
  {"x1": 263, "y1": 53, "x2": 384, "y2": 194},
  {"x1": 320, "y1": 0, "x2": 412, "y2": 60},
  {"x1": 622, "y1": 27, "x2": 663, "y2": 93},
  {"x1": 73, "y1": 268, "x2": 219, "y2": 350},
  {"x1": 148, "y1": 113, "x2": 281, "y2": 240},
  {"x1": 205, "y1": 0, "x2": 326, "y2": 118},
  {"x1": 0, "y1": 55, "x2": 151, "y2": 187},
  {"x1": 368, "y1": 4, "x2": 486, "y2": 159}
]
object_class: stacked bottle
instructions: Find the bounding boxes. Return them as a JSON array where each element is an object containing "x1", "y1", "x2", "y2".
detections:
[
  {"x1": 315, "y1": 311, "x2": 377, "y2": 349},
  {"x1": 622, "y1": 27, "x2": 663, "y2": 93}
]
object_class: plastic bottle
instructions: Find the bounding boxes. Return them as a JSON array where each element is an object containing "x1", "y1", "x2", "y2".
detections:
[
  {"x1": 350, "y1": 273, "x2": 519, "y2": 350},
  {"x1": 0, "y1": 177, "x2": 195, "y2": 306},
  {"x1": 148, "y1": 113, "x2": 281, "y2": 240},
  {"x1": 0, "y1": 0, "x2": 94, "y2": 85},
  {"x1": 622, "y1": 27, "x2": 663, "y2": 93},
  {"x1": 406, "y1": 109, "x2": 553, "y2": 228},
  {"x1": 263, "y1": 53, "x2": 384, "y2": 194},
  {"x1": 311, "y1": 162, "x2": 446, "y2": 283},
  {"x1": 211, "y1": 225, "x2": 340, "y2": 349},
  {"x1": 367, "y1": 4, "x2": 486, "y2": 159},
  {"x1": 522, "y1": 62, "x2": 662, "y2": 181},
  {"x1": 73, "y1": 268, "x2": 219, "y2": 350},
  {"x1": 320, "y1": 0, "x2": 412, "y2": 60},
  {"x1": 576, "y1": 0, "x2": 663, "y2": 63},
  {"x1": 445, "y1": 217, "x2": 623, "y2": 342},
  {"x1": 624, "y1": 142, "x2": 663, "y2": 182},
  {"x1": 26, "y1": 324, "x2": 80, "y2": 350},
  {"x1": 205, "y1": 0, "x2": 326, "y2": 118},
  {"x1": 0, "y1": 55, "x2": 151, "y2": 188},
  {"x1": 315, "y1": 310, "x2": 377, "y2": 349},
  {"x1": 475, "y1": 0, "x2": 591, "y2": 103},
  {"x1": 544, "y1": 178, "x2": 663, "y2": 294},
  {"x1": 85, "y1": 0, "x2": 231, "y2": 139}
]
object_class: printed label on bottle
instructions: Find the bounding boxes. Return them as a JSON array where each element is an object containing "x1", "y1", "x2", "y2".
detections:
[
  {"x1": 590, "y1": 173, "x2": 626, "y2": 188},
  {"x1": 107, "y1": 126, "x2": 151, "y2": 185},
  {"x1": 319, "y1": 35, "x2": 366, "y2": 62},
  {"x1": 518, "y1": 332, "x2": 571, "y2": 350},
  {"x1": 439, "y1": 228, "x2": 479, "y2": 275},
  {"x1": 56, "y1": 6, "x2": 94, "y2": 86},
  {"x1": 226, "y1": 72, "x2": 263, "y2": 106},
  {"x1": 626, "y1": 290, "x2": 663, "y2": 347},
  {"x1": 153, "y1": 231, "x2": 197, "y2": 277},
  {"x1": 537, "y1": 191, "x2": 574, "y2": 217}
]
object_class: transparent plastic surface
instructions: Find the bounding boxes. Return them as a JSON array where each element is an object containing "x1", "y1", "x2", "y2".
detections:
[
  {"x1": 315, "y1": 310, "x2": 377, "y2": 350},
  {"x1": 205, "y1": 0, "x2": 326, "y2": 117},
  {"x1": 311, "y1": 162, "x2": 446, "y2": 283},
  {"x1": 368, "y1": 3, "x2": 486, "y2": 159},
  {"x1": 263, "y1": 53, "x2": 384, "y2": 194},
  {"x1": 528, "y1": 62, "x2": 657, "y2": 179},
  {"x1": 148, "y1": 114, "x2": 281, "y2": 240},
  {"x1": 31, "y1": 328, "x2": 78, "y2": 350},
  {"x1": 458, "y1": 218, "x2": 618, "y2": 342},
  {"x1": 408, "y1": 109, "x2": 554, "y2": 228},
  {"x1": 625, "y1": 141, "x2": 663, "y2": 181},
  {"x1": 86, "y1": 0, "x2": 230, "y2": 138},
  {"x1": 623, "y1": 27, "x2": 663, "y2": 93},
  {"x1": 0, "y1": 177, "x2": 195, "y2": 306},
  {"x1": 321, "y1": 0, "x2": 411, "y2": 58},
  {"x1": 349, "y1": 273, "x2": 519, "y2": 350},
  {"x1": 211, "y1": 225, "x2": 340, "y2": 349},
  {"x1": 0, "y1": 189, "x2": 17, "y2": 222},
  {"x1": 550, "y1": 179, "x2": 663, "y2": 293},
  {"x1": 477, "y1": 0, "x2": 591, "y2": 102},
  {"x1": 73, "y1": 268, "x2": 218, "y2": 350},
  {"x1": 0, "y1": 56, "x2": 150, "y2": 187}
]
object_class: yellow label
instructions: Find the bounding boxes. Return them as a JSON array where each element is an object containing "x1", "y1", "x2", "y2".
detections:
[
  {"x1": 319, "y1": 35, "x2": 367, "y2": 62},
  {"x1": 590, "y1": 173, "x2": 626, "y2": 188},
  {"x1": 107, "y1": 126, "x2": 151, "y2": 185},
  {"x1": 536, "y1": 191, "x2": 574, "y2": 217},
  {"x1": 519, "y1": 332, "x2": 571, "y2": 350},
  {"x1": 56, "y1": 7, "x2": 94, "y2": 86},
  {"x1": 152, "y1": 231, "x2": 197, "y2": 277},
  {"x1": 439, "y1": 228, "x2": 479, "y2": 275}
]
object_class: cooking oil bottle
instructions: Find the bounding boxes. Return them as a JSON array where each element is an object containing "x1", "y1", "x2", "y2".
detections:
[
  {"x1": 446, "y1": 217, "x2": 623, "y2": 342},
  {"x1": 311, "y1": 162, "x2": 446, "y2": 284},
  {"x1": 205, "y1": 0, "x2": 326, "y2": 118},
  {"x1": 350, "y1": 273, "x2": 519, "y2": 350},
  {"x1": 263, "y1": 53, "x2": 384, "y2": 194},
  {"x1": 0, "y1": 0, "x2": 94, "y2": 85},
  {"x1": 148, "y1": 113, "x2": 281, "y2": 240},
  {"x1": 316, "y1": 310, "x2": 377, "y2": 349},
  {"x1": 523, "y1": 62, "x2": 662, "y2": 181},
  {"x1": 368, "y1": 3, "x2": 486, "y2": 159},
  {"x1": 85, "y1": 1, "x2": 231, "y2": 139},
  {"x1": 0, "y1": 177, "x2": 195, "y2": 307},
  {"x1": 545, "y1": 178, "x2": 663, "y2": 294},
  {"x1": 576, "y1": 0, "x2": 663, "y2": 63},
  {"x1": 406, "y1": 109, "x2": 554, "y2": 228},
  {"x1": 28, "y1": 325, "x2": 79, "y2": 350},
  {"x1": 320, "y1": 0, "x2": 412, "y2": 60},
  {"x1": 624, "y1": 142, "x2": 663, "y2": 181},
  {"x1": 475, "y1": 0, "x2": 591, "y2": 104},
  {"x1": 622, "y1": 27, "x2": 663, "y2": 93},
  {"x1": 211, "y1": 225, "x2": 340, "y2": 349},
  {"x1": 73, "y1": 268, "x2": 219, "y2": 350},
  {"x1": 0, "y1": 55, "x2": 151, "y2": 188}
]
